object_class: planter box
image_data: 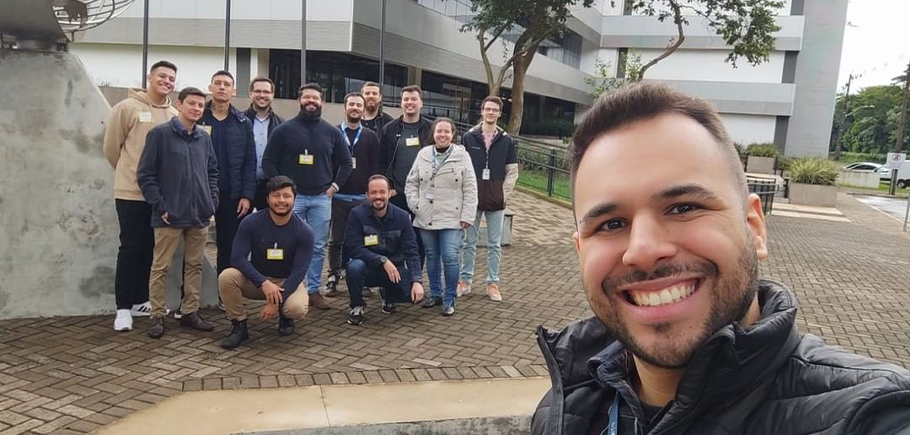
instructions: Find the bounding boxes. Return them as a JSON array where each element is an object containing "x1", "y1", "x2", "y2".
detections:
[
  {"x1": 789, "y1": 183, "x2": 837, "y2": 207},
  {"x1": 838, "y1": 170, "x2": 880, "y2": 189},
  {"x1": 746, "y1": 156, "x2": 776, "y2": 174}
]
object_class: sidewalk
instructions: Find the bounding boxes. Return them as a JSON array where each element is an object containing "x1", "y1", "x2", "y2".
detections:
[{"x1": 0, "y1": 191, "x2": 908, "y2": 435}]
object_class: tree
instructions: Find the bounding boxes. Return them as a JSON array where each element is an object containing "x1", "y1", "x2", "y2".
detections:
[
  {"x1": 461, "y1": 0, "x2": 596, "y2": 134},
  {"x1": 832, "y1": 85, "x2": 904, "y2": 155}
]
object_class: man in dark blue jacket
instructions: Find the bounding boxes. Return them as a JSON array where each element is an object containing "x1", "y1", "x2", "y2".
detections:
[
  {"x1": 219, "y1": 176, "x2": 314, "y2": 349},
  {"x1": 137, "y1": 87, "x2": 219, "y2": 339},
  {"x1": 198, "y1": 70, "x2": 257, "y2": 279},
  {"x1": 343, "y1": 175, "x2": 424, "y2": 326},
  {"x1": 261, "y1": 83, "x2": 353, "y2": 311}
]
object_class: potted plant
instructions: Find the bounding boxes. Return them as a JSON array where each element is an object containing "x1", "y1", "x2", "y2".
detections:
[
  {"x1": 745, "y1": 143, "x2": 779, "y2": 174},
  {"x1": 787, "y1": 158, "x2": 839, "y2": 207}
]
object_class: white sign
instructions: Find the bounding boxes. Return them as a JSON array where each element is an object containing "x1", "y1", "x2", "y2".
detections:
[{"x1": 887, "y1": 152, "x2": 906, "y2": 170}]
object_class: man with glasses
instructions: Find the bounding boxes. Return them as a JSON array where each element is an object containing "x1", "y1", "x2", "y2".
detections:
[{"x1": 244, "y1": 76, "x2": 285, "y2": 211}]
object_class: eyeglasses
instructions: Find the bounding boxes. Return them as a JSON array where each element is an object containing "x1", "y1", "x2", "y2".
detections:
[{"x1": 482, "y1": 107, "x2": 501, "y2": 113}]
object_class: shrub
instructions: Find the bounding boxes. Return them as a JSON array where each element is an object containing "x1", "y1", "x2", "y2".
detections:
[
  {"x1": 746, "y1": 143, "x2": 780, "y2": 158},
  {"x1": 788, "y1": 158, "x2": 839, "y2": 186},
  {"x1": 830, "y1": 151, "x2": 886, "y2": 164}
]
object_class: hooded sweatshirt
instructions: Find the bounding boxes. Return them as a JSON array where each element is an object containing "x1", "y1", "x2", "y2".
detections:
[{"x1": 103, "y1": 88, "x2": 178, "y2": 201}]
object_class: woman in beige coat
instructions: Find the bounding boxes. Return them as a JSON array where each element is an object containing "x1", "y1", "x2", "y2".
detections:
[{"x1": 405, "y1": 117, "x2": 478, "y2": 316}]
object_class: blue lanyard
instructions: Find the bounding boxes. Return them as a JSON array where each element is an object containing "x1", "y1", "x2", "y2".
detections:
[
  {"x1": 602, "y1": 392, "x2": 620, "y2": 435},
  {"x1": 340, "y1": 123, "x2": 362, "y2": 153}
]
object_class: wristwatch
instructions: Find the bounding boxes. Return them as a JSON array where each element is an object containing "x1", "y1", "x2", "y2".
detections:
[{"x1": 379, "y1": 256, "x2": 388, "y2": 264}]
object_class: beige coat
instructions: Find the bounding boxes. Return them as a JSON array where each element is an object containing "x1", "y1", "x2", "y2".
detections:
[
  {"x1": 405, "y1": 144, "x2": 478, "y2": 230},
  {"x1": 103, "y1": 88, "x2": 177, "y2": 200}
]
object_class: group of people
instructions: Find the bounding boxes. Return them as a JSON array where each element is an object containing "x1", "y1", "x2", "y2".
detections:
[{"x1": 103, "y1": 60, "x2": 518, "y2": 347}]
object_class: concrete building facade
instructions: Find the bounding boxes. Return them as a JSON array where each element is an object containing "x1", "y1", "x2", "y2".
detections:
[{"x1": 69, "y1": 0, "x2": 847, "y2": 156}]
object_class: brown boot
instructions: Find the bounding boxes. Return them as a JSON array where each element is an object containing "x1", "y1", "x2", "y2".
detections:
[{"x1": 309, "y1": 293, "x2": 332, "y2": 310}]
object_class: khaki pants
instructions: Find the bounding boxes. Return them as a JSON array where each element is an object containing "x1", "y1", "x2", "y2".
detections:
[
  {"x1": 149, "y1": 226, "x2": 208, "y2": 318},
  {"x1": 218, "y1": 268, "x2": 309, "y2": 321}
]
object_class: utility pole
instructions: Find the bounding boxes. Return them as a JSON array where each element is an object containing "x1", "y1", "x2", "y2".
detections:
[
  {"x1": 301, "y1": 0, "x2": 307, "y2": 86},
  {"x1": 223, "y1": 0, "x2": 232, "y2": 71},
  {"x1": 833, "y1": 74, "x2": 852, "y2": 161},
  {"x1": 890, "y1": 59, "x2": 910, "y2": 195}
]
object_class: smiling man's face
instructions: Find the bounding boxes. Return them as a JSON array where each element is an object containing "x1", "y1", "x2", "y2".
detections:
[{"x1": 572, "y1": 112, "x2": 768, "y2": 369}]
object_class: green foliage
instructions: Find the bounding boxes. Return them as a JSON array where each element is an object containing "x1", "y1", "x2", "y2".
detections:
[
  {"x1": 788, "y1": 158, "x2": 840, "y2": 186},
  {"x1": 831, "y1": 151, "x2": 886, "y2": 164},
  {"x1": 746, "y1": 143, "x2": 779, "y2": 157},
  {"x1": 519, "y1": 119, "x2": 576, "y2": 137},
  {"x1": 516, "y1": 145, "x2": 571, "y2": 173},
  {"x1": 775, "y1": 155, "x2": 791, "y2": 171},
  {"x1": 831, "y1": 85, "x2": 908, "y2": 155}
]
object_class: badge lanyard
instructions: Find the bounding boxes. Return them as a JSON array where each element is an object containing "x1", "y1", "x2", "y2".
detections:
[
  {"x1": 340, "y1": 123, "x2": 362, "y2": 154},
  {"x1": 601, "y1": 392, "x2": 620, "y2": 435}
]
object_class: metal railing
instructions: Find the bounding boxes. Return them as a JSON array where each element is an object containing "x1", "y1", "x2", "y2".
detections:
[
  {"x1": 746, "y1": 178, "x2": 777, "y2": 215},
  {"x1": 445, "y1": 119, "x2": 572, "y2": 199}
]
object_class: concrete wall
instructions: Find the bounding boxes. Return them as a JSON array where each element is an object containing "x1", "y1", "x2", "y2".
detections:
[
  {"x1": 0, "y1": 50, "x2": 119, "y2": 318},
  {"x1": 838, "y1": 170, "x2": 881, "y2": 189}
]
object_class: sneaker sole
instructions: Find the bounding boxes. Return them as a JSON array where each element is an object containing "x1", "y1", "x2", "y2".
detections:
[{"x1": 346, "y1": 319, "x2": 364, "y2": 325}]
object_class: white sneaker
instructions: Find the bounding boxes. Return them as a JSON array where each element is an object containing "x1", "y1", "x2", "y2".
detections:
[
  {"x1": 113, "y1": 310, "x2": 133, "y2": 332},
  {"x1": 131, "y1": 302, "x2": 170, "y2": 317}
]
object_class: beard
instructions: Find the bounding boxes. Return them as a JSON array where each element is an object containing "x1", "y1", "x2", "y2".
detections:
[
  {"x1": 300, "y1": 104, "x2": 322, "y2": 119},
  {"x1": 590, "y1": 235, "x2": 760, "y2": 369},
  {"x1": 371, "y1": 200, "x2": 387, "y2": 212},
  {"x1": 269, "y1": 205, "x2": 292, "y2": 217},
  {"x1": 365, "y1": 100, "x2": 378, "y2": 112},
  {"x1": 346, "y1": 113, "x2": 362, "y2": 124}
]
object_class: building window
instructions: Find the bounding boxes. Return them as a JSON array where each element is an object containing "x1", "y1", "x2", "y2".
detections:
[{"x1": 269, "y1": 50, "x2": 407, "y2": 103}]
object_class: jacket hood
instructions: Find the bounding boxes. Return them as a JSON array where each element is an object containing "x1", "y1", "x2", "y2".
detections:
[
  {"x1": 127, "y1": 87, "x2": 173, "y2": 109},
  {"x1": 539, "y1": 280, "x2": 801, "y2": 403}
]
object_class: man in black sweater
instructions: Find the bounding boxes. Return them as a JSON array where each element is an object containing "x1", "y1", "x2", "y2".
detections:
[
  {"x1": 137, "y1": 87, "x2": 219, "y2": 339},
  {"x1": 378, "y1": 85, "x2": 432, "y2": 263},
  {"x1": 261, "y1": 83, "x2": 353, "y2": 310},
  {"x1": 344, "y1": 175, "x2": 424, "y2": 326},
  {"x1": 324, "y1": 92, "x2": 381, "y2": 297},
  {"x1": 219, "y1": 176, "x2": 315, "y2": 349},
  {"x1": 360, "y1": 81, "x2": 393, "y2": 134}
]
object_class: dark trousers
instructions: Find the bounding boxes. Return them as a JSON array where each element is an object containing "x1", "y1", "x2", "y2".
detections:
[
  {"x1": 390, "y1": 193, "x2": 425, "y2": 267},
  {"x1": 327, "y1": 197, "x2": 364, "y2": 275},
  {"x1": 345, "y1": 258, "x2": 413, "y2": 308},
  {"x1": 114, "y1": 199, "x2": 155, "y2": 309},
  {"x1": 253, "y1": 179, "x2": 269, "y2": 211},
  {"x1": 215, "y1": 190, "x2": 242, "y2": 274}
]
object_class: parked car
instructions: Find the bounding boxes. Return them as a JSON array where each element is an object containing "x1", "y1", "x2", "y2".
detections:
[{"x1": 843, "y1": 162, "x2": 893, "y2": 182}]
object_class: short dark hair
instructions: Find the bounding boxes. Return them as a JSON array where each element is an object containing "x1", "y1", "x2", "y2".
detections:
[
  {"x1": 429, "y1": 117, "x2": 456, "y2": 145},
  {"x1": 249, "y1": 76, "x2": 275, "y2": 93},
  {"x1": 401, "y1": 85, "x2": 422, "y2": 96},
  {"x1": 266, "y1": 176, "x2": 297, "y2": 196},
  {"x1": 481, "y1": 95, "x2": 503, "y2": 110},
  {"x1": 367, "y1": 174, "x2": 391, "y2": 190},
  {"x1": 298, "y1": 83, "x2": 323, "y2": 98},
  {"x1": 150, "y1": 60, "x2": 177, "y2": 74},
  {"x1": 571, "y1": 82, "x2": 747, "y2": 200},
  {"x1": 344, "y1": 92, "x2": 365, "y2": 105},
  {"x1": 177, "y1": 87, "x2": 206, "y2": 103},
  {"x1": 362, "y1": 81, "x2": 381, "y2": 93},
  {"x1": 211, "y1": 70, "x2": 234, "y2": 83}
]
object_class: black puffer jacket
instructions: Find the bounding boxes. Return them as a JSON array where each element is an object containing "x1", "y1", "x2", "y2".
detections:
[{"x1": 531, "y1": 280, "x2": 910, "y2": 435}]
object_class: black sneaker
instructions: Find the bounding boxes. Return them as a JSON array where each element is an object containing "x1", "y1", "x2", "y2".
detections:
[
  {"x1": 422, "y1": 296, "x2": 443, "y2": 308},
  {"x1": 278, "y1": 315, "x2": 295, "y2": 336},
  {"x1": 148, "y1": 316, "x2": 165, "y2": 339},
  {"x1": 324, "y1": 274, "x2": 339, "y2": 298},
  {"x1": 379, "y1": 289, "x2": 396, "y2": 314},
  {"x1": 221, "y1": 319, "x2": 249, "y2": 349},
  {"x1": 347, "y1": 306, "x2": 365, "y2": 325}
]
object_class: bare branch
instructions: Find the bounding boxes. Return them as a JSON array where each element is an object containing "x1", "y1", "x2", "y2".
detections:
[
  {"x1": 637, "y1": 2, "x2": 685, "y2": 80},
  {"x1": 483, "y1": 21, "x2": 512, "y2": 53}
]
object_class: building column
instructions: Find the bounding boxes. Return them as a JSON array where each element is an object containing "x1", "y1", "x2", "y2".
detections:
[{"x1": 407, "y1": 66, "x2": 422, "y2": 87}]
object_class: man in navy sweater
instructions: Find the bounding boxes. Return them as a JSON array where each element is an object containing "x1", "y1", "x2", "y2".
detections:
[
  {"x1": 219, "y1": 176, "x2": 315, "y2": 349},
  {"x1": 261, "y1": 83, "x2": 353, "y2": 311},
  {"x1": 344, "y1": 175, "x2": 424, "y2": 326}
]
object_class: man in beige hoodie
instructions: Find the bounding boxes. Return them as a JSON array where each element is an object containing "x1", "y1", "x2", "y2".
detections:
[{"x1": 103, "y1": 60, "x2": 178, "y2": 332}]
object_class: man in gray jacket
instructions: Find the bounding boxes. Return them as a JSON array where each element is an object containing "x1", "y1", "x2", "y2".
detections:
[
  {"x1": 531, "y1": 83, "x2": 910, "y2": 435},
  {"x1": 137, "y1": 87, "x2": 219, "y2": 339}
]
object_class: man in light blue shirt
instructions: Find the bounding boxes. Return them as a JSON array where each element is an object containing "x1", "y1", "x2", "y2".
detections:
[{"x1": 244, "y1": 76, "x2": 285, "y2": 211}]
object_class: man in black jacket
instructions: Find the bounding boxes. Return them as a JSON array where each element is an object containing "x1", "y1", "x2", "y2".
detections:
[
  {"x1": 137, "y1": 87, "x2": 219, "y2": 339},
  {"x1": 198, "y1": 70, "x2": 256, "y2": 279},
  {"x1": 261, "y1": 83, "x2": 353, "y2": 310},
  {"x1": 378, "y1": 85, "x2": 432, "y2": 263},
  {"x1": 343, "y1": 175, "x2": 424, "y2": 325},
  {"x1": 360, "y1": 81, "x2": 393, "y2": 134},
  {"x1": 243, "y1": 76, "x2": 285, "y2": 211},
  {"x1": 531, "y1": 83, "x2": 910, "y2": 435}
]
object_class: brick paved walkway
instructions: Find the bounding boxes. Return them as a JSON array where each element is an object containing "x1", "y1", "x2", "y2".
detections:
[{"x1": 0, "y1": 190, "x2": 908, "y2": 434}]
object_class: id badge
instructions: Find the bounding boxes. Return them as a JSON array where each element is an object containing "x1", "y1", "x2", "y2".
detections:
[
  {"x1": 267, "y1": 248, "x2": 284, "y2": 260},
  {"x1": 200, "y1": 124, "x2": 212, "y2": 135},
  {"x1": 406, "y1": 137, "x2": 420, "y2": 147},
  {"x1": 482, "y1": 168, "x2": 491, "y2": 180},
  {"x1": 364, "y1": 234, "x2": 379, "y2": 246},
  {"x1": 138, "y1": 111, "x2": 153, "y2": 123},
  {"x1": 299, "y1": 154, "x2": 314, "y2": 165},
  {"x1": 352, "y1": 157, "x2": 357, "y2": 170}
]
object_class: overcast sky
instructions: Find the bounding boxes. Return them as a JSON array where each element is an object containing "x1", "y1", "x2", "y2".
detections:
[{"x1": 837, "y1": 0, "x2": 910, "y2": 92}]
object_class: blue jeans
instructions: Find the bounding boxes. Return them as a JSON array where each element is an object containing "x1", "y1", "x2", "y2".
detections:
[
  {"x1": 460, "y1": 209, "x2": 505, "y2": 284},
  {"x1": 420, "y1": 229, "x2": 462, "y2": 307},
  {"x1": 294, "y1": 193, "x2": 331, "y2": 294},
  {"x1": 345, "y1": 258, "x2": 413, "y2": 309}
]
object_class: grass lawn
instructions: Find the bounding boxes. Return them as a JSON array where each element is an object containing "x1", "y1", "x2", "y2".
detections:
[
  {"x1": 518, "y1": 171, "x2": 572, "y2": 201},
  {"x1": 837, "y1": 181, "x2": 899, "y2": 194}
]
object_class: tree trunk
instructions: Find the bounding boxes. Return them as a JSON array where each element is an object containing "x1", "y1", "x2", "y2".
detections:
[{"x1": 507, "y1": 51, "x2": 534, "y2": 135}]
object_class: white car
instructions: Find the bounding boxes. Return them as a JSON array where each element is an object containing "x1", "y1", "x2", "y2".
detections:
[{"x1": 843, "y1": 162, "x2": 891, "y2": 181}]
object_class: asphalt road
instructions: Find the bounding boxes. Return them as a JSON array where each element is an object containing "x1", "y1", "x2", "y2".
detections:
[{"x1": 854, "y1": 194, "x2": 910, "y2": 223}]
